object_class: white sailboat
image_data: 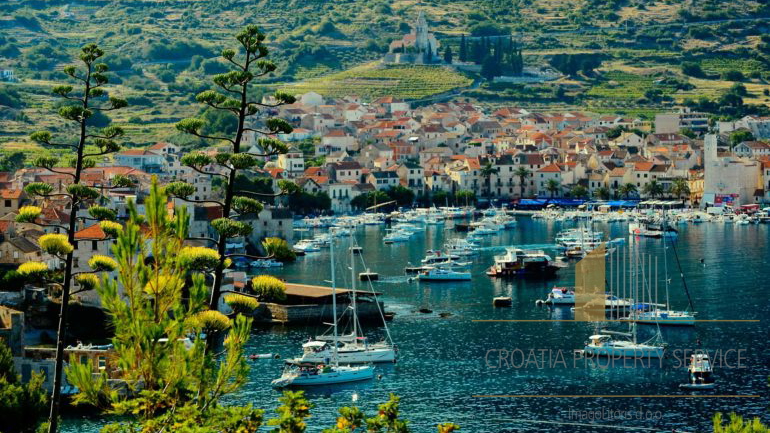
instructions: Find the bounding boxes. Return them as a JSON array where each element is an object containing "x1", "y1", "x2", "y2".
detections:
[
  {"x1": 287, "y1": 231, "x2": 396, "y2": 365},
  {"x1": 272, "y1": 229, "x2": 375, "y2": 387},
  {"x1": 628, "y1": 213, "x2": 696, "y2": 326},
  {"x1": 581, "y1": 245, "x2": 666, "y2": 359}
]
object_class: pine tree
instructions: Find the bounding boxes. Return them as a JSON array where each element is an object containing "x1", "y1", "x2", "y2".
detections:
[
  {"x1": 0, "y1": 341, "x2": 48, "y2": 433},
  {"x1": 443, "y1": 46, "x2": 453, "y2": 64},
  {"x1": 18, "y1": 43, "x2": 130, "y2": 433},
  {"x1": 481, "y1": 55, "x2": 498, "y2": 81},
  {"x1": 173, "y1": 25, "x2": 297, "y2": 311}
]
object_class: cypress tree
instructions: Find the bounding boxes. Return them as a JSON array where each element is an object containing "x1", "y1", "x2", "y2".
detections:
[
  {"x1": 459, "y1": 34, "x2": 467, "y2": 62},
  {"x1": 444, "y1": 45, "x2": 453, "y2": 64}
]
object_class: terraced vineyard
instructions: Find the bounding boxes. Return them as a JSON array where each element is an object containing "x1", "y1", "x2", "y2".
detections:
[
  {"x1": 281, "y1": 63, "x2": 474, "y2": 100},
  {"x1": 700, "y1": 57, "x2": 768, "y2": 75},
  {"x1": 586, "y1": 71, "x2": 677, "y2": 101}
]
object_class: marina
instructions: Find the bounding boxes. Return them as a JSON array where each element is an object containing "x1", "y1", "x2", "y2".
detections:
[{"x1": 62, "y1": 211, "x2": 770, "y2": 432}]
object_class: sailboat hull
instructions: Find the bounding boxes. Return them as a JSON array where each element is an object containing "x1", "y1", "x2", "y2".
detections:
[
  {"x1": 583, "y1": 343, "x2": 665, "y2": 359},
  {"x1": 272, "y1": 365, "x2": 375, "y2": 387},
  {"x1": 289, "y1": 346, "x2": 396, "y2": 364}
]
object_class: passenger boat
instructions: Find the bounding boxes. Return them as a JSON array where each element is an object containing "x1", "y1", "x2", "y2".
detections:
[
  {"x1": 679, "y1": 353, "x2": 715, "y2": 390},
  {"x1": 486, "y1": 248, "x2": 560, "y2": 277}
]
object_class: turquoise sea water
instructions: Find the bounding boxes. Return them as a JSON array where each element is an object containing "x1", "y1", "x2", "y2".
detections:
[{"x1": 63, "y1": 217, "x2": 770, "y2": 432}]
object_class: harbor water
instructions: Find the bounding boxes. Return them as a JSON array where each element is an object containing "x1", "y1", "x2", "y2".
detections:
[{"x1": 63, "y1": 217, "x2": 770, "y2": 432}]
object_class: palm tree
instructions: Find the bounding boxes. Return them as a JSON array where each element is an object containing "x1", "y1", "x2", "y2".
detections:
[
  {"x1": 570, "y1": 185, "x2": 589, "y2": 199},
  {"x1": 670, "y1": 177, "x2": 691, "y2": 205},
  {"x1": 545, "y1": 178, "x2": 561, "y2": 198},
  {"x1": 618, "y1": 183, "x2": 637, "y2": 199},
  {"x1": 594, "y1": 186, "x2": 610, "y2": 200},
  {"x1": 514, "y1": 167, "x2": 531, "y2": 198},
  {"x1": 643, "y1": 180, "x2": 664, "y2": 198},
  {"x1": 480, "y1": 162, "x2": 500, "y2": 201}
]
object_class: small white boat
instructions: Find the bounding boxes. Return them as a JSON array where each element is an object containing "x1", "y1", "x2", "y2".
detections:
[
  {"x1": 421, "y1": 250, "x2": 460, "y2": 264},
  {"x1": 383, "y1": 231, "x2": 410, "y2": 244},
  {"x1": 417, "y1": 266, "x2": 471, "y2": 281},
  {"x1": 294, "y1": 239, "x2": 320, "y2": 252},
  {"x1": 251, "y1": 259, "x2": 283, "y2": 268}
]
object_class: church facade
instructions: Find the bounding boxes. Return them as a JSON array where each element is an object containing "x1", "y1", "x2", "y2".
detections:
[{"x1": 384, "y1": 12, "x2": 440, "y2": 64}]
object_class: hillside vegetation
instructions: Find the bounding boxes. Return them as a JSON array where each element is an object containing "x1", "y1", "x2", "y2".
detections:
[{"x1": 2, "y1": 0, "x2": 770, "y2": 148}]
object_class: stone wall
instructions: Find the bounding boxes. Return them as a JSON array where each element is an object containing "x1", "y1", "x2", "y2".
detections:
[{"x1": 0, "y1": 305, "x2": 24, "y2": 355}]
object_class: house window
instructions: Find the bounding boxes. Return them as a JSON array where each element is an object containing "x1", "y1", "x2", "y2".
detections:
[
  {"x1": 4, "y1": 200, "x2": 10, "y2": 207},
  {"x1": 80, "y1": 355, "x2": 88, "y2": 365},
  {"x1": 92, "y1": 240, "x2": 98, "y2": 251},
  {"x1": 97, "y1": 356, "x2": 106, "y2": 370}
]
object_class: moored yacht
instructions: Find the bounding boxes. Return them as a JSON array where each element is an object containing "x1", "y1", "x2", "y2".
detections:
[
  {"x1": 417, "y1": 265, "x2": 471, "y2": 281},
  {"x1": 582, "y1": 333, "x2": 665, "y2": 359},
  {"x1": 486, "y1": 247, "x2": 560, "y2": 277},
  {"x1": 272, "y1": 229, "x2": 376, "y2": 388}
]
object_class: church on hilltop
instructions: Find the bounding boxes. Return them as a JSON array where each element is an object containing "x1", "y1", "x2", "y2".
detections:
[{"x1": 384, "y1": 11, "x2": 440, "y2": 64}]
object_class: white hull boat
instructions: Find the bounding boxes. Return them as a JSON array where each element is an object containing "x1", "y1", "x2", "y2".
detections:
[
  {"x1": 583, "y1": 335, "x2": 665, "y2": 359},
  {"x1": 272, "y1": 364, "x2": 374, "y2": 387},
  {"x1": 288, "y1": 340, "x2": 396, "y2": 364}
]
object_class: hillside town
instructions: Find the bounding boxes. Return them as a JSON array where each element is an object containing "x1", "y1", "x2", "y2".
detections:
[{"x1": 3, "y1": 96, "x2": 770, "y2": 279}]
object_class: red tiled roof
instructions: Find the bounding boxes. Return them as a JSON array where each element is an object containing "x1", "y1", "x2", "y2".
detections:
[
  {"x1": 538, "y1": 163, "x2": 561, "y2": 173},
  {"x1": 74, "y1": 224, "x2": 107, "y2": 239},
  {"x1": 0, "y1": 189, "x2": 22, "y2": 199}
]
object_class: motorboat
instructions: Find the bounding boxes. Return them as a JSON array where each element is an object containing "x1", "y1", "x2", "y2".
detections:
[
  {"x1": 294, "y1": 239, "x2": 320, "y2": 253},
  {"x1": 383, "y1": 231, "x2": 411, "y2": 244},
  {"x1": 251, "y1": 259, "x2": 283, "y2": 268},
  {"x1": 679, "y1": 353, "x2": 715, "y2": 390},
  {"x1": 444, "y1": 239, "x2": 479, "y2": 256},
  {"x1": 543, "y1": 287, "x2": 576, "y2": 305},
  {"x1": 421, "y1": 250, "x2": 460, "y2": 265},
  {"x1": 417, "y1": 266, "x2": 471, "y2": 281},
  {"x1": 486, "y1": 248, "x2": 560, "y2": 278}
]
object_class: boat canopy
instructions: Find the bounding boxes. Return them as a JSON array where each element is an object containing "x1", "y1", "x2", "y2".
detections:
[
  {"x1": 302, "y1": 341, "x2": 328, "y2": 349},
  {"x1": 589, "y1": 334, "x2": 610, "y2": 340}
]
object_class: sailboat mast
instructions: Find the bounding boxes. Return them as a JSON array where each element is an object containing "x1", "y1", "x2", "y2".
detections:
[
  {"x1": 330, "y1": 228, "x2": 339, "y2": 365},
  {"x1": 350, "y1": 229, "x2": 358, "y2": 340}
]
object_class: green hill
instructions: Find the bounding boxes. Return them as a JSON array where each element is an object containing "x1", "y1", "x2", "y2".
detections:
[{"x1": 2, "y1": 0, "x2": 770, "y2": 146}]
